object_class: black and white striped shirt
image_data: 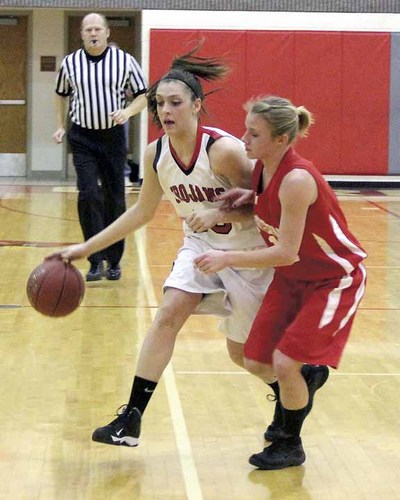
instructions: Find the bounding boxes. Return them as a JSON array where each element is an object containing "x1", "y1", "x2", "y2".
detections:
[{"x1": 55, "y1": 46, "x2": 148, "y2": 130}]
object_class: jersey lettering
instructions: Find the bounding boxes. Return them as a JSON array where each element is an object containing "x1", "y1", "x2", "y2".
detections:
[{"x1": 170, "y1": 184, "x2": 225, "y2": 204}]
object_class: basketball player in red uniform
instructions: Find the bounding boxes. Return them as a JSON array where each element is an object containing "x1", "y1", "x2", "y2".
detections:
[{"x1": 194, "y1": 95, "x2": 367, "y2": 470}]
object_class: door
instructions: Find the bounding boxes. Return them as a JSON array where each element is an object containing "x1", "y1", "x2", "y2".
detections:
[{"x1": 0, "y1": 15, "x2": 28, "y2": 176}]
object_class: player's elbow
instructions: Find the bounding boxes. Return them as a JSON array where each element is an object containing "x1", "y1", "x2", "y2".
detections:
[{"x1": 275, "y1": 248, "x2": 299, "y2": 267}]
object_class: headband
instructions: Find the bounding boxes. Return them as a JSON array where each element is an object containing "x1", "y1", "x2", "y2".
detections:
[{"x1": 160, "y1": 69, "x2": 203, "y2": 99}]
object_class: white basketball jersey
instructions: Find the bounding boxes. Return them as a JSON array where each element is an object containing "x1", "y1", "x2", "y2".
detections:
[{"x1": 153, "y1": 126, "x2": 265, "y2": 250}]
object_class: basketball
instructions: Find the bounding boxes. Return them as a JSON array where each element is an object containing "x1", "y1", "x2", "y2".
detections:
[{"x1": 26, "y1": 259, "x2": 85, "y2": 317}]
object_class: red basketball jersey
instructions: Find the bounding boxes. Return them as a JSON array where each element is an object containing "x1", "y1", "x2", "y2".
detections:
[{"x1": 252, "y1": 147, "x2": 367, "y2": 281}]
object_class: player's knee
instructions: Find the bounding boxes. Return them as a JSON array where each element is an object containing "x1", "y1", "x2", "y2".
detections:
[
  {"x1": 228, "y1": 350, "x2": 244, "y2": 368},
  {"x1": 273, "y1": 350, "x2": 301, "y2": 383},
  {"x1": 243, "y1": 357, "x2": 273, "y2": 380},
  {"x1": 226, "y1": 340, "x2": 245, "y2": 368},
  {"x1": 153, "y1": 303, "x2": 183, "y2": 333}
]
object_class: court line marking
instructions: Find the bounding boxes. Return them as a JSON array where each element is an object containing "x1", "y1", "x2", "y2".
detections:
[
  {"x1": 135, "y1": 228, "x2": 203, "y2": 500},
  {"x1": 176, "y1": 371, "x2": 400, "y2": 376},
  {"x1": 366, "y1": 266, "x2": 400, "y2": 269},
  {"x1": 366, "y1": 199, "x2": 400, "y2": 219}
]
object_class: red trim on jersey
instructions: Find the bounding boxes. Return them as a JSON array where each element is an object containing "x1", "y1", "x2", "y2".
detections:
[
  {"x1": 169, "y1": 126, "x2": 204, "y2": 174},
  {"x1": 201, "y1": 126, "x2": 225, "y2": 141},
  {"x1": 168, "y1": 126, "x2": 225, "y2": 175}
]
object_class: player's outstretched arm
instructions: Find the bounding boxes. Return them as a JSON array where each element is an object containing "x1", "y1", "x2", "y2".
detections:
[{"x1": 47, "y1": 142, "x2": 164, "y2": 262}]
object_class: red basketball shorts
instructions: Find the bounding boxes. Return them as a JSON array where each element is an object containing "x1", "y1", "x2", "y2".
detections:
[{"x1": 244, "y1": 264, "x2": 366, "y2": 368}]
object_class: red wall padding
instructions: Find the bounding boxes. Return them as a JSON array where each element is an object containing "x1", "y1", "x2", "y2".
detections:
[{"x1": 149, "y1": 29, "x2": 391, "y2": 175}]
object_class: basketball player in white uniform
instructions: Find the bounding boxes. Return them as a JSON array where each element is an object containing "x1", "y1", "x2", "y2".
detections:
[
  {"x1": 47, "y1": 48, "x2": 273, "y2": 447},
  {"x1": 157, "y1": 125, "x2": 271, "y2": 343}
]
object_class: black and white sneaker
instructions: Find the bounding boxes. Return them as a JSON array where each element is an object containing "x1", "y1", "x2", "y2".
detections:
[
  {"x1": 249, "y1": 437, "x2": 306, "y2": 470},
  {"x1": 92, "y1": 405, "x2": 141, "y2": 447},
  {"x1": 263, "y1": 365, "x2": 329, "y2": 441}
]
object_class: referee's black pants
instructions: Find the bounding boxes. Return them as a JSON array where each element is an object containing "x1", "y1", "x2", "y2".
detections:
[{"x1": 68, "y1": 123, "x2": 127, "y2": 266}]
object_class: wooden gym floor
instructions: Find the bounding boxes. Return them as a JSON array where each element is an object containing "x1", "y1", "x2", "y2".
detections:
[{"x1": 0, "y1": 180, "x2": 399, "y2": 500}]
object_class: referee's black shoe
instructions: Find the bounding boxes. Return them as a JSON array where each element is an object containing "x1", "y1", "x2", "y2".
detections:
[
  {"x1": 86, "y1": 262, "x2": 104, "y2": 281},
  {"x1": 105, "y1": 263, "x2": 121, "y2": 280}
]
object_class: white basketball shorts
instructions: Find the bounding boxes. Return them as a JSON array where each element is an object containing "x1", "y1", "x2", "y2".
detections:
[{"x1": 163, "y1": 236, "x2": 274, "y2": 343}]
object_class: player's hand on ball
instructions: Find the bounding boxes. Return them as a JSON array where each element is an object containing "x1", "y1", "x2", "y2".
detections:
[
  {"x1": 193, "y1": 250, "x2": 228, "y2": 274},
  {"x1": 46, "y1": 243, "x2": 90, "y2": 263}
]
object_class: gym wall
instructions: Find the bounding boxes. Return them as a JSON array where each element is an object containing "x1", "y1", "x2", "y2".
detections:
[{"x1": 149, "y1": 29, "x2": 391, "y2": 175}]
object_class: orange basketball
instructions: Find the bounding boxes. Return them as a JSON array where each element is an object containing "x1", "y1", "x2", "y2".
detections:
[{"x1": 26, "y1": 259, "x2": 85, "y2": 317}]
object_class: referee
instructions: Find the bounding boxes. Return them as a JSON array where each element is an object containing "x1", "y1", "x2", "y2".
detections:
[{"x1": 53, "y1": 12, "x2": 148, "y2": 282}]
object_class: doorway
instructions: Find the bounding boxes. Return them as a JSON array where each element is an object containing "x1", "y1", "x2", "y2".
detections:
[{"x1": 0, "y1": 15, "x2": 28, "y2": 176}]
